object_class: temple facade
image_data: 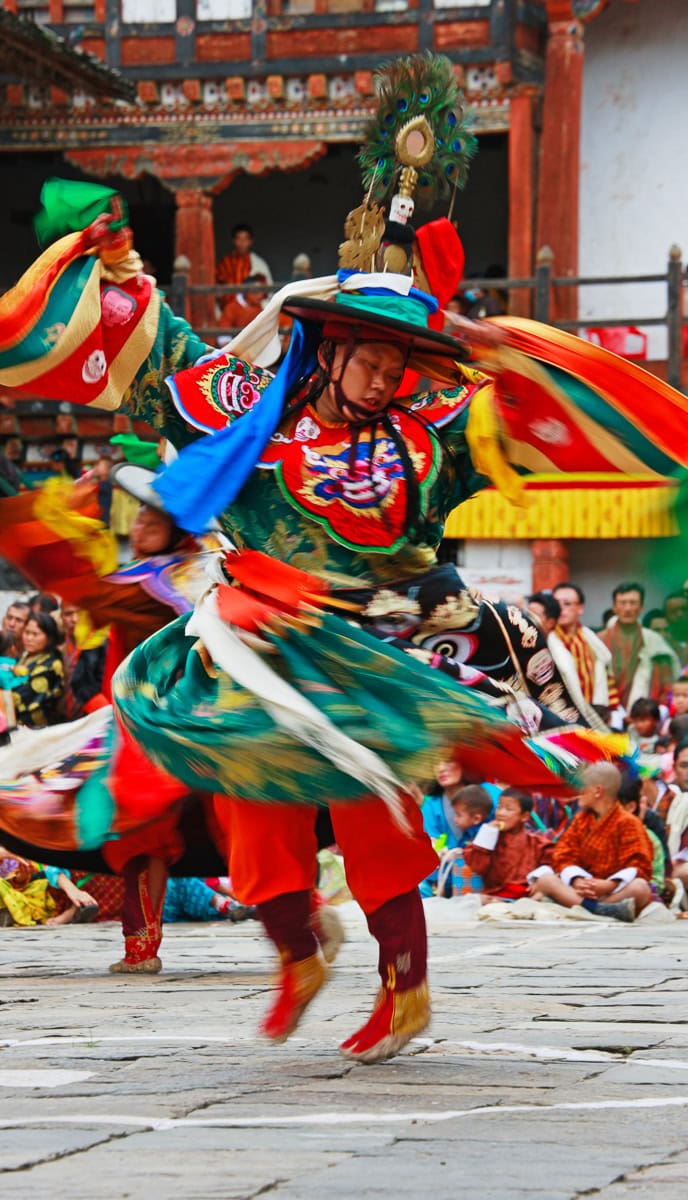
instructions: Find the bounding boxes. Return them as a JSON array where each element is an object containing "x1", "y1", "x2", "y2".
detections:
[
  {"x1": 0, "y1": 0, "x2": 565, "y2": 298},
  {"x1": 0, "y1": 0, "x2": 684, "y2": 613}
]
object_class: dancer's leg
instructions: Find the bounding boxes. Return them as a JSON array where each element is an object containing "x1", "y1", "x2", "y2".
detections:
[
  {"x1": 214, "y1": 797, "x2": 327, "y2": 1040},
  {"x1": 103, "y1": 814, "x2": 183, "y2": 973},
  {"x1": 108, "y1": 854, "x2": 167, "y2": 974},
  {"x1": 330, "y1": 793, "x2": 437, "y2": 1063}
]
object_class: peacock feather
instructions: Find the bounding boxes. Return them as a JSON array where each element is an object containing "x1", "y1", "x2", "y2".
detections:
[{"x1": 358, "y1": 53, "x2": 477, "y2": 210}]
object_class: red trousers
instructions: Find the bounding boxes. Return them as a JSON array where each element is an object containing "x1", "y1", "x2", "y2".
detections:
[
  {"x1": 213, "y1": 793, "x2": 438, "y2": 915},
  {"x1": 102, "y1": 812, "x2": 185, "y2": 875}
]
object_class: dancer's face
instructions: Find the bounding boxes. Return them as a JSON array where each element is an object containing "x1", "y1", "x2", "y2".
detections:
[
  {"x1": 130, "y1": 505, "x2": 174, "y2": 557},
  {"x1": 316, "y1": 341, "x2": 405, "y2": 426}
]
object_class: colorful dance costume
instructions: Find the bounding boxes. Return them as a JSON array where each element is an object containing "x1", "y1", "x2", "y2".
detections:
[{"x1": 1, "y1": 57, "x2": 686, "y2": 1061}]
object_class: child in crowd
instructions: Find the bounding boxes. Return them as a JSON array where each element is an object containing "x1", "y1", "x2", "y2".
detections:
[
  {"x1": 660, "y1": 681, "x2": 688, "y2": 739},
  {"x1": 462, "y1": 790, "x2": 554, "y2": 900},
  {"x1": 628, "y1": 697, "x2": 662, "y2": 753},
  {"x1": 670, "y1": 678, "x2": 688, "y2": 718},
  {"x1": 420, "y1": 767, "x2": 493, "y2": 896}
]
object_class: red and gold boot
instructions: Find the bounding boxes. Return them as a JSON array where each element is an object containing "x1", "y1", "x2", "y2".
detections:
[
  {"x1": 109, "y1": 855, "x2": 166, "y2": 975},
  {"x1": 259, "y1": 952, "x2": 328, "y2": 1043},
  {"x1": 257, "y1": 890, "x2": 328, "y2": 1042},
  {"x1": 339, "y1": 888, "x2": 431, "y2": 1064}
]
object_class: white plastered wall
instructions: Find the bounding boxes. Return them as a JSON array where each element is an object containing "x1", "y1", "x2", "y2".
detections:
[{"x1": 579, "y1": 0, "x2": 688, "y2": 358}]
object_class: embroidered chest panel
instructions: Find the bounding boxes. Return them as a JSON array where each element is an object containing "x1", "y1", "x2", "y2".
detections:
[
  {"x1": 258, "y1": 408, "x2": 442, "y2": 554},
  {"x1": 168, "y1": 350, "x2": 474, "y2": 554}
]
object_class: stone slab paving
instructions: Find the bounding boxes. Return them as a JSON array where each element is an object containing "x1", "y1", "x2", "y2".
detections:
[{"x1": 2, "y1": 899, "x2": 688, "y2": 1198}]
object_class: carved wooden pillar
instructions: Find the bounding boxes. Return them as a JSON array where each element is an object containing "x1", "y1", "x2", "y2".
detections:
[
  {"x1": 508, "y1": 88, "x2": 537, "y2": 318},
  {"x1": 531, "y1": 539, "x2": 569, "y2": 592},
  {"x1": 173, "y1": 187, "x2": 216, "y2": 330},
  {"x1": 536, "y1": 5, "x2": 584, "y2": 323}
]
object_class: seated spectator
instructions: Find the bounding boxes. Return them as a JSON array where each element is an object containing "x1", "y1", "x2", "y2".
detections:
[
  {"x1": 641, "y1": 767, "x2": 679, "y2": 824},
  {"x1": 420, "y1": 767, "x2": 493, "y2": 896},
  {"x1": 531, "y1": 793, "x2": 574, "y2": 836},
  {"x1": 463, "y1": 790, "x2": 554, "y2": 900},
  {"x1": 12, "y1": 612, "x2": 65, "y2": 728},
  {"x1": 41, "y1": 866, "x2": 121, "y2": 923},
  {"x1": 529, "y1": 763, "x2": 653, "y2": 922},
  {"x1": 433, "y1": 786, "x2": 496, "y2": 897},
  {"x1": 666, "y1": 679, "x2": 688, "y2": 730},
  {"x1": 628, "y1": 697, "x2": 662, "y2": 753},
  {"x1": 0, "y1": 848, "x2": 98, "y2": 927},
  {"x1": 1, "y1": 600, "x2": 30, "y2": 658},
  {"x1": 664, "y1": 741, "x2": 688, "y2": 868},
  {"x1": 162, "y1": 877, "x2": 257, "y2": 924},
  {"x1": 420, "y1": 760, "x2": 469, "y2": 852},
  {"x1": 658, "y1": 715, "x2": 688, "y2": 784},
  {"x1": 618, "y1": 774, "x2": 670, "y2": 898},
  {"x1": 0, "y1": 630, "x2": 25, "y2": 735}
]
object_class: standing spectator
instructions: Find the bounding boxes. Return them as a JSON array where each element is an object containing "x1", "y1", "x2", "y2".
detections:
[
  {"x1": 526, "y1": 590, "x2": 560, "y2": 637},
  {"x1": 216, "y1": 223, "x2": 273, "y2": 294},
  {"x1": 643, "y1": 609, "x2": 670, "y2": 638},
  {"x1": 12, "y1": 612, "x2": 65, "y2": 728},
  {"x1": 291, "y1": 253, "x2": 312, "y2": 281},
  {"x1": 0, "y1": 448, "x2": 21, "y2": 496},
  {"x1": 663, "y1": 592, "x2": 688, "y2": 671},
  {"x1": 600, "y1": 581, "x2": 679, "y2": 712},
  {"x1": 1, "y1": 600, "x2": 30, "y2": 658},
  {"x1": 61, "y1": 601, "x2": 82, "y2": 716},
  {"x1": 527, "y1": 590, "x2": 604, "y2": 727},
  {"x1": 51, "y1": 436, "x2": 82, "y2": 481},
  {"x1": 92, "y1": 455, "x2": 114, "y2": 524},
  {"x1": 28, "y1": 592, "x2": 60, "y2": 617},
  {"x1": 552, "y1": 582, "x2": 619, "y2": 711}
]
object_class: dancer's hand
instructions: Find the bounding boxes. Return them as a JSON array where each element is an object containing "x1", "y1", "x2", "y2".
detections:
[{"x1": 442, "y1": 310, "x2": 505, "y2": 348}]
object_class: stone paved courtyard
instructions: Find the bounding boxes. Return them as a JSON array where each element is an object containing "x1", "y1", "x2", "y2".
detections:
[{"x1": 2, "y1": 899, "x2": 688, "y2": 1198}]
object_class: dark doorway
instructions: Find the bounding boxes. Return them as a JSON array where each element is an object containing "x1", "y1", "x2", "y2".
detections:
[
  {"x1": 212, "y1": 134, "x2": 508, "y2": 285},
  {"x1": 0, "y1": 151, "x2": 176, "y2": 290}
]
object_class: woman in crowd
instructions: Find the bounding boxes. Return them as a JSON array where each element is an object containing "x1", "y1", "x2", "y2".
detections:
[{"x1": 12, "y1": 613, "x2": 65, "y2": 729}]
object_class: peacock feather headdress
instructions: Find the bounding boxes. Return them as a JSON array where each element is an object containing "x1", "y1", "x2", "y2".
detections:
[{"x1": 358, "y1": 53, "x2": 477, "y2": 211}]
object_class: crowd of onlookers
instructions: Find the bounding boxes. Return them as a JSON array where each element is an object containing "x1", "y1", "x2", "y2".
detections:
[{"x1": 418, "y1": 577, "x2": 688, "y2": 922}]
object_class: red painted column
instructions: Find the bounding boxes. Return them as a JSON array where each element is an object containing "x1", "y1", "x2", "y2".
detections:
[
  {"x1": 535, "y1": 5, "x2": 584, "y2": 323},
  {"x1": 508, "y1": 88, "x2": 537, "y2": 318},
  {"x1": 531, "y1": 539, "x2": 569, "y2": 592},
  {"x1": 173, "y1": 187, "x2": 216, "y2": 332}
]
